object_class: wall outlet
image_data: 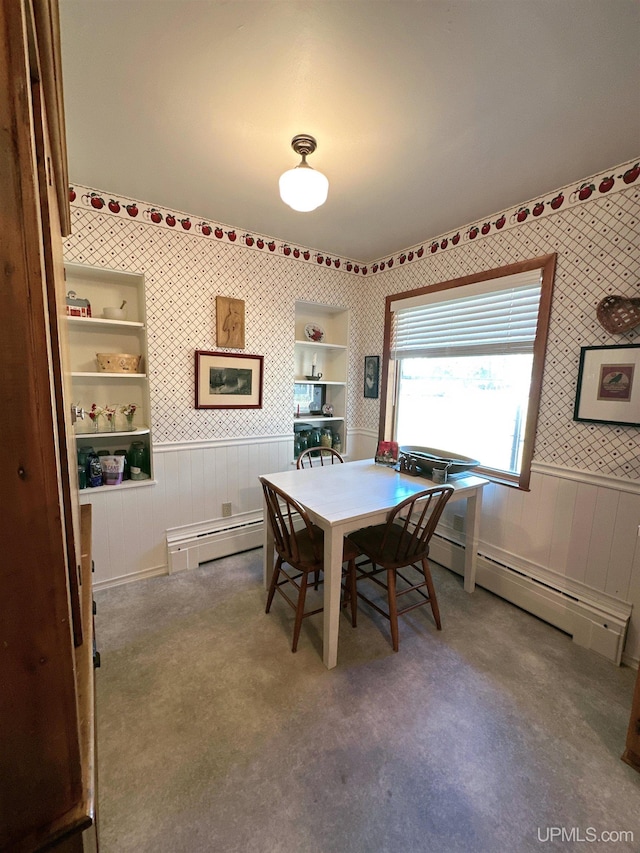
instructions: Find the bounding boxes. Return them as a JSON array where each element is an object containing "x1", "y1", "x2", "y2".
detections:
[
  {"x1": 222, "y1": 502, "x2": 232, "y2": 518},
  {"x1": 453, "y1": 514, "x2": 465, "y2": 532}
]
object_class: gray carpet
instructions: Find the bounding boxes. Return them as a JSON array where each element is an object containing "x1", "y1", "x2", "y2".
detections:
[{"x1": 94, "y1": 549, "x2": 640, "y2": 852}]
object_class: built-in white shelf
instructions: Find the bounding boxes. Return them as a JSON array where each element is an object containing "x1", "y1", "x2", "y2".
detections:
[
  {"x1": 71, "y1": 372, "x2": 147, "y2": 379},
  {"x1": 67, "y1": 316, "x2": 145, "y2": 330},
  {"x1": 76, "y1": 427, "x2": 150, "y2": 439},
  {"x1": 79, "y1": 478, "x2": 156, "y2": 496},
  {"x1": 294, "y1": 340, "x2": 347, "y2": 351}
]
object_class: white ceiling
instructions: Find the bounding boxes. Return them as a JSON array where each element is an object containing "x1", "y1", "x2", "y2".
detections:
[{"x1": 59, "y1": 0, "x2": 640, "y2": 264}]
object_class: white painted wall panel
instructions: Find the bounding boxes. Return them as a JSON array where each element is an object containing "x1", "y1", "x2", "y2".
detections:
[
  {"x1": 565, "y1": 484, "x2": 598, "y2": 584},
  {"x1": 584, "y1": 487, "x2": 619, "y2": 590},
  {"x1": 548, "y1": 477, "x2": 578, "y2": 576},
  {"x1": 607, "y1": 491, "x2": 640, "y2": 600}
]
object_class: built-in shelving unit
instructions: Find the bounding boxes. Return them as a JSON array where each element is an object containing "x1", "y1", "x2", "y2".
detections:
[
  {"x1": 294, "y1": 301, "x2": 349, "y2": 458},
  {"x1": 65, "y1": 262, "x2": 154, "y2": 490}
]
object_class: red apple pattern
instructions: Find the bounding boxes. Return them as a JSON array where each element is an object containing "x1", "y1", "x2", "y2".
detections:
[
  {"x1": 620, "y1": 163, "x2": 639, "y2": 184},
  {"x1": 67, "y1": 159, "x2": 636, "y2": 275}
]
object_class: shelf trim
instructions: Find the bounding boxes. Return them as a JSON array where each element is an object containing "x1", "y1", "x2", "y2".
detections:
[
  {"x1": 71, "y1": 371, "x2": 146, "y2": 378},
  {"x1": 295, "y1": 379, "x2": 345, "y2": 386},
  {"x1": 67, "y1": 316, "x2": 144, "y2": 329},
  {"x1": 79, "y1": 478, "x2": 156, "y2": 496},
  {"x1": 294, "y1": 340, "x2": 347, "y2": 350},
  {"x1": 76, "y1": 427, "x2": 150, "y2": 438},
  {"x1": 65, "y1": 260, "x2": 144, "y2": 284},
  {"x1": 294, "y1": 416, "x2": 345, "y2": 424}
]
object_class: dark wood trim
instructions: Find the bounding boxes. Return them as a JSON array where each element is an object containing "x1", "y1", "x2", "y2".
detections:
[
  {"x1": 31, "y1": 0, "x2": 71, "y2": 236},
  {"x1": 622, "y1": 664, "x2": 640, "y2": 773}
]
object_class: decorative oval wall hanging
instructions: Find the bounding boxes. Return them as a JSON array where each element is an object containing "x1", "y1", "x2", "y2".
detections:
[{"x1": 596, "y1": 294, "x2": 640, "y2": 334}]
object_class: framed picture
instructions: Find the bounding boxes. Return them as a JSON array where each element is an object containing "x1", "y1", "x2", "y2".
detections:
[
  {"x1": 216, "y1": 296, "x2": 245, "y2": 349},
  {"x1": 195, "y1": 350, "x2": 263, "y2": 409},
  {"x1": 364, "y1": 355, "x2": 380, "y2": 398},
  {"x1": 294, "y1": 382, "x2": 326, "y2": 415},
  {"x1": 573, "y1": 344, "x2": 640, "y2": 426}
]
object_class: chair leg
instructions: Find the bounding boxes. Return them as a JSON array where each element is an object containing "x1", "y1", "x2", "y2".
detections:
[
  {"x1": 291, "y1": 570, "x2": 309, "y2": 653},
  {"x1": 348, "y1": 558, "x2": 357, "y2": 627},
  {"x1": 421, "y1": 557, "x2": 442, "y2": 630},
  {"x1": 387, "y1": 568, "x2": 399, "y2": 652},
  {"x1": 265, "y1": 556, "x2": 283, "y2": 613}
]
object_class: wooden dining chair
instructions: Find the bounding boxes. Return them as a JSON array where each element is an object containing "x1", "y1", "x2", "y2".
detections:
[
  {"x1": 260, "y1": 477, "x2": 359, "y2": 652},
  {"x1": 346, "y1": 485, "x2": 454, "y2": 652},
  {"x1": 296, "y1": 446, "x2": 344, "y2": 468}
]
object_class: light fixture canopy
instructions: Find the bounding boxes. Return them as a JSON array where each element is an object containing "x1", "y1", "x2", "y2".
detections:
[{"x1": 279, "y1": 134, "x2": 329, "y2": 212}]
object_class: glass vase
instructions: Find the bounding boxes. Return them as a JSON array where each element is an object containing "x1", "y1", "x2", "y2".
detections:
[{"x1": 125, "y1": 413, "x2": 135, "y2": 431}]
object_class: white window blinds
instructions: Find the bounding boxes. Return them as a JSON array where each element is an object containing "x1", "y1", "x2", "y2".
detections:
[{"x1": 390, "y1": 269, "x2": 543, "y2": 359}]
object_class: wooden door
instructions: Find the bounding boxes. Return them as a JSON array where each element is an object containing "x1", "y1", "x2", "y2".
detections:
[
  {"x1": 622, "y1": 666, "x2": 640, "y2": 772},
  {"x1": 0, "y1": 0, "x2": 86, "y2": 848}
]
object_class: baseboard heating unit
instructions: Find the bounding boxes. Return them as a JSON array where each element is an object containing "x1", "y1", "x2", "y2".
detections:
[
  {"x1": 430, "y1": 532, "x2": 632, "y2": 666},
  {"x1": 167, "y1": 512, "x2": 264, "y2": 573}
]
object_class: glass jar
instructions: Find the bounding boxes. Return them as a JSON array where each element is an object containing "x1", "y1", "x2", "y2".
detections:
[
  {"x1": 320, "y1": 428, "x2": 332, "y2": 448},
  {"x1": 129, "y1": 440, "x2": 149, "y2": 480},
  {"x1": 77, "y1": 448, "x2": 88, "y2": 489},
  {"x1": 298, "y1": 431, "x2": 309, "y2": 452},
  {"x1": 332, "y1": 433, "x2": 342, "y2": 453},
  {"x1": 309, "y1": 427, "x2": 321, "y2": 448}
]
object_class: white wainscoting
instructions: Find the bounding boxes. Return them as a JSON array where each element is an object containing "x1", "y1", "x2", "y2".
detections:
[
  {"x1": 82, "y1": 434, "x2": 640, "y2": 666},
  {"x1": 82, "y1": 434, "x2": 293, "y2": 588}
]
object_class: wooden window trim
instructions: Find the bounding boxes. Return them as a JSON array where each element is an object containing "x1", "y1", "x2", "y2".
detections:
[{"x1": 380, "y1": 253, "x2": 557, "y2": 491}]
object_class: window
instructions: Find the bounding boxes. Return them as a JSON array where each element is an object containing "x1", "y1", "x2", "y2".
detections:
[{"x1": 381, "y1": 256, "x2": 556, "y2": 489}]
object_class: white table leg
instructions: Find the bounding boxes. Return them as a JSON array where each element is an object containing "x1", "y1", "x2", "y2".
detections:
[
  {"x1": 323, "y1": 525, "x2": 344, "y2": 669},
  {"x1": 464, "y1": 488, "x2": 483, "y2": 592},
  {"x1": 262, "y1": 495, "x2": 274, "y2": 589}
]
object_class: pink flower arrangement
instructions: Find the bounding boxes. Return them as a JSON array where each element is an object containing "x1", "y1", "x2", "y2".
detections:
[{"x1": 88, "y1": 403, "x2": 103, "y2": 422}]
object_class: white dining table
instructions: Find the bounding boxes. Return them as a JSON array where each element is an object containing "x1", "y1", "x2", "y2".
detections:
[{"x1": 260, "y1": 458, "x2": 488, "y2": 669}]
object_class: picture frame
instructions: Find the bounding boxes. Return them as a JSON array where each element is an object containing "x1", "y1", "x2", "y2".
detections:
[
  {"x1": 573, "y1": 344, "x2": 640, "y2": 426},
  {"x1": 195, "y1": 350, "x2": 263, "y2": 409},
  {"x1": 294, "y1": 382, "x2": 326, "y2": 416},
  {"x1": 216, "y1": 296, "x2": 246, "y2": 349},
  {"x1": 364, "y1": 355, "x2": 380, "y2": 398}
]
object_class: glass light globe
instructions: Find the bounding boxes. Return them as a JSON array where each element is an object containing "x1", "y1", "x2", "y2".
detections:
[{"x1": 279, "y1": 162, "x2": 329, "y2": 212}]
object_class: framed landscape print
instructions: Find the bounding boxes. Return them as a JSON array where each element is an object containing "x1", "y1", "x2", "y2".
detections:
[
  {"x1": 573, "y1": 344, "x2": 640, "y2": 426},
  {"x1": 195, "y1": 350, "x2": 263, "y2": 409}
]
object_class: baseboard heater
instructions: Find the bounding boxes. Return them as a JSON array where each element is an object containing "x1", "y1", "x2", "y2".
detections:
[
  {"x1": 430, "y1": 532, "x2": 633, "y2": 667},
  {"x1": 166, "y1": 513, "x2": 264, "y2": 573}
]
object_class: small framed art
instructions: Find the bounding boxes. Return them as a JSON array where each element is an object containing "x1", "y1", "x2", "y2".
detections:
[
  {"x1": 573, "y1": 344, "x2": 640, "y2": 426},
  {"x1": 364, "y1": 355, "x2": 380, "y2": 399},
  {"x1": 216, "y1": 296, "x2": 245, "y2": 349},
  {"x1": 195, "y1": 350, "x2": 263, "y2": 409}
]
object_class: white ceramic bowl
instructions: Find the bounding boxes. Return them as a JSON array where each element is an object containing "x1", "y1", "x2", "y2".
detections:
[
  {"x1": 96, "y1": 353, "x2": 141, "y2": 373},
  {"x1": 103, "y1": 306, "x2": 127, "y2": 321}
]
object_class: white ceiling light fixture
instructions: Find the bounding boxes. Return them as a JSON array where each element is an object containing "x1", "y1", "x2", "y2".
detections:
[{"x1": 279, "y1": 134, "x2": 329, "y2": 213}]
